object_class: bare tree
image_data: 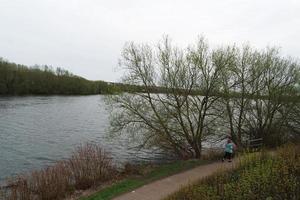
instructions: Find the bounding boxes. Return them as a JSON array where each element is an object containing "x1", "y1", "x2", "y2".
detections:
[
  {"x1": 107, "y1": 37, "x2": 224, "y2": 158},
  {"x1": 217, "y1": 45, "x2": 300, "y2": 146},
  {"x1": 218, "y1": 46, "x2": 268, "y2": 146},
  {"x1": 106, "y1": 36, "x2": 300, "y2": 157},
  {"x1": 245, "y1": 48, "x2": 300, "y2": 145}
]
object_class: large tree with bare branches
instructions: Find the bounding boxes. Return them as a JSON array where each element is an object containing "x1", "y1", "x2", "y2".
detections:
[
  {"x1": 106, "y1": 37, "x2": 300, "y2": 158},
  {"x1": 107, "y1": 37, "x2": 225, "y2": 158}
]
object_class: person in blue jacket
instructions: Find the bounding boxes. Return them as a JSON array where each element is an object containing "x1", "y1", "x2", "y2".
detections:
[{"x1": 222, "y1": 138, "x2": 236, "y2": 162}]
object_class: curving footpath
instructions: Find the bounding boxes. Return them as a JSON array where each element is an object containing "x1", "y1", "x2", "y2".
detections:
[{"x1": 113, "y1": 160, "x2": 237, "y2": 200}]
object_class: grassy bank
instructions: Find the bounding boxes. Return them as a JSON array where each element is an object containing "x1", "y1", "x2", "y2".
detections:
[
  {"x1": 81, "y1": 159, "x2": 214, "y2": 200},
  {"x1": 165, "y1": 144, "x2": 300, "y2": 200}
]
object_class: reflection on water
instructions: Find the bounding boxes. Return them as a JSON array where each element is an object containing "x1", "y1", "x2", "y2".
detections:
[{"x1": 0, "y1": 95, "x2": 165, "y2": 182}]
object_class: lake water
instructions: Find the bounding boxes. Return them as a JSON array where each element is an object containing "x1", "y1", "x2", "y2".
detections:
[{"x1": 0, "y1": 95, "x2": 165, "y2": 182}]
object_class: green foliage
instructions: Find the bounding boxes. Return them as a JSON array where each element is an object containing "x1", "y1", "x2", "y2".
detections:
[
  {"x1": 166, "y1": 144, "x2": 300, "y2": 200},
  {"x1": 0, "y1": 58, "x2": 118, "y2": 95}
]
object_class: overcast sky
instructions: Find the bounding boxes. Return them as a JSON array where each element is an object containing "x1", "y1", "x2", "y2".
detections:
[{"x1": 0, "y1": 0, "x2": 299, "y2": 81}]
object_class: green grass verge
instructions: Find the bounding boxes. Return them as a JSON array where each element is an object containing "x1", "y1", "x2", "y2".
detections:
[
  {"x1": 165, "y1": 144, "x2": 300, "y2": 200},
  {"x1": 81, "y1": 159, "x2": 212, "y2": 200}
]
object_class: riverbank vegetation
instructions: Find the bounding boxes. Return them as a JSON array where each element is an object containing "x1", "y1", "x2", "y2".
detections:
[
  {"x1": 0, "y1": 144, "x2": 116, "y2": 200},
  {"x1": 107, "y1": 36, "x2": 300, "y2": 159},
  {"x1": 0, "y1": 144, "x2": 220, "y2": 200},
  {"x1": 165, "y1": 143, "x2": 300, "y2": 200}
]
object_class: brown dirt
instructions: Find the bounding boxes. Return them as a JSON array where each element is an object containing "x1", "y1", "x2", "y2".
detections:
[{"x1": 113, "y1": 160, "x2": 237, "y2": 200}]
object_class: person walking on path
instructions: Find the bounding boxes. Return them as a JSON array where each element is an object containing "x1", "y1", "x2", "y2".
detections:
[{"x1": 222, "y1": 138, "x2": 236, "y2": 162}]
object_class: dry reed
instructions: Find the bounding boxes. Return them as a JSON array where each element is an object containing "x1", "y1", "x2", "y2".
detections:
[{"x1": 0, "y1": 143, "x2": 116, "y2": 200}]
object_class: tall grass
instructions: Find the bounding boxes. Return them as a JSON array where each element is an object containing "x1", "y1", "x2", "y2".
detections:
[
  {"x1": 0, "y1": 143, "x2": 116, "y2": 200},
  {"x1": 166, "y1": 144, "x2": 300, "y2": 200}
]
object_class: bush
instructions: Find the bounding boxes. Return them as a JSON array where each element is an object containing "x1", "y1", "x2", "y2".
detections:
[
  {"x1": 69, "y1": 143, "x2": 116, "y2": 190},
  {"x1": 31, "y1": 161, "x2": 72, "y2": 200},
  {"x1": 0, "y1": 143, "x2": 116, "y2": 200}
]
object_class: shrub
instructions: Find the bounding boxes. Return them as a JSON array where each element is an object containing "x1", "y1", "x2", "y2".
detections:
[
  {"x1": 30, "y1": 161, "x2": 72, "y2": 200},
  {"x1": 0, "y1": 143, "x2": 116, "y2": 200},
  {"x1": 201, "y1": 148, "x2": 223, "y2": 161},
  {"x1": 69, "y1": 143, "x2": 116, "y2": 190}
]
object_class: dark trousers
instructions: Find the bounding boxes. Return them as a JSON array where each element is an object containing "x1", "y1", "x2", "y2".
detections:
[{"x1": 223, "y1": 152, "x2": 232, "y2": 160}]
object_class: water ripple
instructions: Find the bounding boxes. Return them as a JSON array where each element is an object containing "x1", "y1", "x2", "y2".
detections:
[{"x1": 0, "y1": 95, "x2": 164, "y2": 182}]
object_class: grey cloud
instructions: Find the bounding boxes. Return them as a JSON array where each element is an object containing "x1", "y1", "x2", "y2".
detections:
[{"x1": 0, "y1": 0, "x2": 299, "y2": 81}]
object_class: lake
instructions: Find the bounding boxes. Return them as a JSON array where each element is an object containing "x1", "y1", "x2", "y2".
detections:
[{"x1": 0, "y1": 95, "x2": 165, "y2": 182}]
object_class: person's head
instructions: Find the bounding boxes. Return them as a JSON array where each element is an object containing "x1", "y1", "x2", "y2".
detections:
[{"x1": 227, "y1": 138, "x2": 232, "y2": 143}]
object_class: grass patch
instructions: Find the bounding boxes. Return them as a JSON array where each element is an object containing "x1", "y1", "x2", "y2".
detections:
[
  {"x1": 165, "y1": 144, "x2": 300, "y2": 200},
  {"x1": 82, "y1": 159, "x2": 213, "y2": 200}
]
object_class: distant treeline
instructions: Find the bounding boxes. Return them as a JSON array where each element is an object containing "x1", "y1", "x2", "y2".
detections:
[
  {"x1": 1, "y1": 58, "x2": 298, "y2": 99},
  {"x1": 0, "y1": 58, "x2": 125, "y2": 95}
]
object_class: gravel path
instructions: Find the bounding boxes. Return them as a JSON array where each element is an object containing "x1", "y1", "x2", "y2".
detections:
[{"x1": 113, "y1": 160, "x2": 237, "y2": 200}]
